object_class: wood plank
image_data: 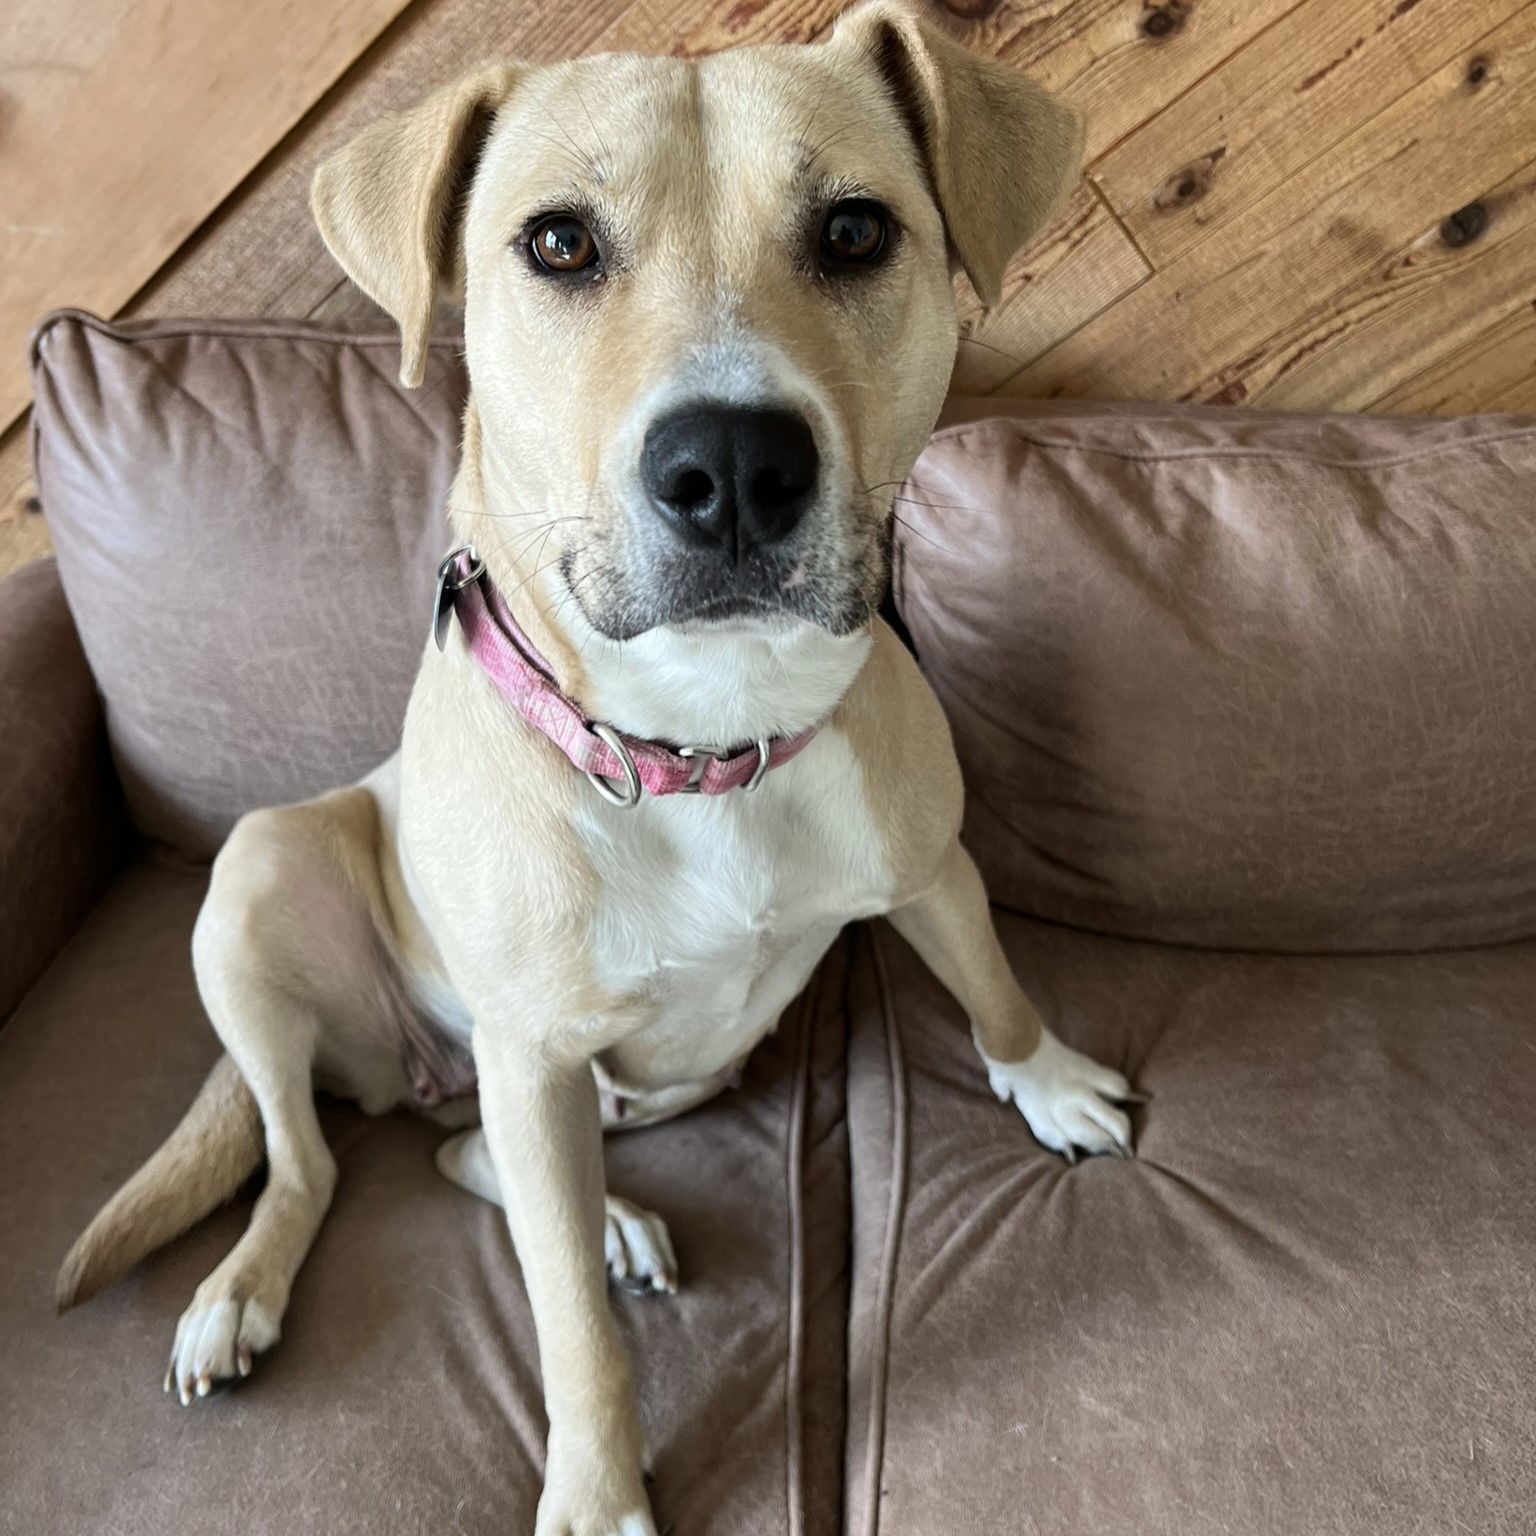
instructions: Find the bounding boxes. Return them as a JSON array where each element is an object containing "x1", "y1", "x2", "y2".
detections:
[
  {"x1": 1256, "y1": 158, "x2": 1536, "y2": 409},
  {"x1": 956, "y1": 0, "x2": 1307, "y2": 161},
  {"x1": 1372, "y1": 304, "x2": 1536, "y2": 415},
  {"x1": 952, "y1": 182, "x2": 1151, "y2": 393},
  {"x1": 0, "y1": 422, "x2": 50, "y2": 575},
  {"x1": 1092, "y1": 0, "x2": 1532, "y2": 270},
  {"x1": 0, "y1": 0, "x2": 415, "y2": 432},
  {"x1": 996, "y1": 5, "x2": 1536, "y2": 407},
  {"x1": 656, "y1": 0, "x2": 842, "y2": 51}
]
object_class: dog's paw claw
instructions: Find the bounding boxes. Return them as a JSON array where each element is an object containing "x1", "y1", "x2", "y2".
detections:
[
  {"x1": 604, "y1": 1196, "x2": 678, "y2": 1296},
  {"x1": 166, "y1": 1291, "x2": 279, "y2": 1405},
  {"x1": 984, "y1": 1033, "x2": 1140, "y2": 1162}
]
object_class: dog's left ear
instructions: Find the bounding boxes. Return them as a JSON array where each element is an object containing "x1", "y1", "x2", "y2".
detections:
[
  {"x1": 311, "y1": 63, "x2": 521, "y2": 387},
  {"x1": 830, "y1": 1, "x2": 1085, "y2": 307}
]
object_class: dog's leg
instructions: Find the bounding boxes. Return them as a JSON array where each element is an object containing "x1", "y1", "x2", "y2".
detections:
[
  {"x1": 164, "y1": 793, "x2": 394, "y2": 1402},
  {"x1": 164, "y1": 993, "x2": 335, "y2": 1402},
  {"x1": 888, "y1": 839, "x2": 1137, "y2": 1160},
  {"x1": 436, "y1": 1128, "x2": 678, "y2": 1295},
  {"x1": 474, "y1": 1026, "x2": 657, "y2": 1536}
]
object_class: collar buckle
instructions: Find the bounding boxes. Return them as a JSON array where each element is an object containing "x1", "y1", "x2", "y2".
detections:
[{"x1": 679, "y1": 740, "x2": 771, "y2": 795}]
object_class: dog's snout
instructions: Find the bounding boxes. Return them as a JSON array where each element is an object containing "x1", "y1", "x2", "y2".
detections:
[{"x1": 640, "y1": 406, "x2": 819, "y2": 557}]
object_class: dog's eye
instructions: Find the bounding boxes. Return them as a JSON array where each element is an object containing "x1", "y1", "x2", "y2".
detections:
[
  {"x1": 530, "y1": 215, "x2": 599, "y2": 273},
  {"x1": 820, "y1": 200, "x2": 889, "y2": 268}
]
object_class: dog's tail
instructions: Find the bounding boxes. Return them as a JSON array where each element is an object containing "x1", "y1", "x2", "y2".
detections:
[{"x1": 55, "y1": 1054, "x2": 263, "y2": 1312}]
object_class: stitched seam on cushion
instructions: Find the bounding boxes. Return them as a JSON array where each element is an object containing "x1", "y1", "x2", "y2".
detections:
[
  {"x1": 857, "y1": 924, "x2": 910, "y2": 1536},
  {"x1": 27, "y1": 308, "x2": 464, "y2": 372},
  {"x1": 785, "y1": 970, "x2": 818, "y2": 1536},
  {"x1": 924, "y1": 418, "x2": 1536, "y2": 471}
]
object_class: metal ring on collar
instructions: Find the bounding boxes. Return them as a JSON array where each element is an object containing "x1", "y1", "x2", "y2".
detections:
[
  {"x1": 438, "y1": 545, "x2": 486, "y2": 590},
  {"x1": 678, "y1": 743, "x2": 728, "y2": 794},
  {"x1": 744, "y1": 738, "x2": 771, "y2": 792},
  {"x1": 585, "y1": 722, "x2": 642, "y2": 808}
]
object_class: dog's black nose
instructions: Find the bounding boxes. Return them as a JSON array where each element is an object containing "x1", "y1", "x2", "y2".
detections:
[{"x1": 640, "y1": 406, "x2": 819, "y2": 557}]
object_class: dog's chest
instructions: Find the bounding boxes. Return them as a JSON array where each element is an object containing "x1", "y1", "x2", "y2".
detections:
[{"x1": 577, "y1": 728, "x2": 888, "y2": 1086}]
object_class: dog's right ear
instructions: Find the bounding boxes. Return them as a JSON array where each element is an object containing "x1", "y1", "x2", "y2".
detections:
[{"x1": 311, "y1": 63, "x2": 520, "y2": 387}]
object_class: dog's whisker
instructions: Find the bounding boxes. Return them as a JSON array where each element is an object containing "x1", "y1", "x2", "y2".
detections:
[
  {"x1": 889, "y1": 510, "x2": 955, "y2": 555},
  {"x1": 474, "y1": 507, "x2": 590, "y2": 521},
  {"x1": 477, "y1": 516, "x2": 586, "y2": 574},
  {"x1": 889, "y1": 494, "x2": 989, "y2": 515},
  {"x1": 956, "y1": 333, "x2": 1026, "y2": 360}
]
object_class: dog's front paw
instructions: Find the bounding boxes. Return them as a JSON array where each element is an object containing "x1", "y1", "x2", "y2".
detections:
[
  {"x1": 605, "y1": 1196, "x2": 678, "y2": 1296},
  {"x1": 538, "y1": 1435, "x2": 656, "y2": 1536},
  {"x1": 982, "y1": 1031, "x2": 1141, "y2": 1163},
  {"x1": 165, "y1": 1285, "x2": 280, "y2": 1404}
]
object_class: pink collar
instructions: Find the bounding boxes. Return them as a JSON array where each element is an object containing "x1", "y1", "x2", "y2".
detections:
[{"x1": 432, "y1": 547, "x2": 818, "y2": 807}]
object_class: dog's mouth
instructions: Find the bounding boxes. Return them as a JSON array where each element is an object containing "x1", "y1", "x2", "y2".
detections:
[
  {"x1": 678, "y1": 592, "x2": 783, "y2": 625},
  {"x1": 559, "y1": 528, "x2": 885, "y2": 643}
]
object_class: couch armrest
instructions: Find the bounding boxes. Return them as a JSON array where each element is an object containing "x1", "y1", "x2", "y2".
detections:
[{"x1": 0, "y1": 557, "x2": 128, "y2": 1020}]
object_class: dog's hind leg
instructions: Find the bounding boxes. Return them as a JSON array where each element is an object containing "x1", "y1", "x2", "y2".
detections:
[
  {"x1": 163, "y1": 791, "x2": 399, "y2": 1402},
  {"x1": 436, "y1": 1129, "x2": 678, "y2": 1295}
]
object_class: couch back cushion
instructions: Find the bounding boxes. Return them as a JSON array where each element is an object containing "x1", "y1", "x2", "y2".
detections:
[
  {"x1": 30, "y1": 312, "x2": 466, "y2": 857},
  {"x1": 897, "y1": 399, "x2": 1536, "y2": 953}
]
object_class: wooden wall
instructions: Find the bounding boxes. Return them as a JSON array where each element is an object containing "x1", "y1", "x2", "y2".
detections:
[{"x1": 3, "y1": 0, "x2": 1533, "y2": 576}]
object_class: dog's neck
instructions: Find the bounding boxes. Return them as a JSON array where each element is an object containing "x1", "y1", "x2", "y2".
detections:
[{"x1": 449, "y1": 406, "x2": 871, "y2": 748}]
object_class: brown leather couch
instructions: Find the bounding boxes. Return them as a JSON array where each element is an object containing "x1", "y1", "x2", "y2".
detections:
[{"x1": 4, "y1": 311, "x2": 1535, "y2": 1535}]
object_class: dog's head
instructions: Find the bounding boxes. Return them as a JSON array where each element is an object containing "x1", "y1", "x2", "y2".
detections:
[{"x1": 313, "y1": 2, "x2": 1081, "y2": 642}]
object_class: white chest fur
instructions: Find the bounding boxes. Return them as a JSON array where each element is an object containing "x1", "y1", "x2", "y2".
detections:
[{"x1": 573, "y1": 723, "x2": 890, "y2": 1089}]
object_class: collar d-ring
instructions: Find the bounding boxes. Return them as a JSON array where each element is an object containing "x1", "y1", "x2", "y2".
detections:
[{"x1": 584, "y1": 721, "x2": 642, "y2": 808}]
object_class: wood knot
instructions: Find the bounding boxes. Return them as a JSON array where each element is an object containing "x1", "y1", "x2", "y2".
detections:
[
  {"x1": 1440, "y1": 202, "x2": 1488, "y2": 247},
  {"x1": 1465, "y1": 55, "x2": 1491, "y2": 87},
  {"x1": 1154, "y1": 147, "x2": 1226, "y2": 209},
  {"x1": 1141, "y1": 2, "x2": 1189, "y2": 40},
  {"x1": 23, "y1": 496, "x2": 42, "y2": 515}
]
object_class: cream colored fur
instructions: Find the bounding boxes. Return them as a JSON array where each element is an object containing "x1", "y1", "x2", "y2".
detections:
[{"x1": 59, "y1": 8, "x2": 1136, "y2": 1533}]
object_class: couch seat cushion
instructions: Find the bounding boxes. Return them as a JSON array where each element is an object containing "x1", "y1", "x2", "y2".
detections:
[
  {"x1": 0, "y1": 862, "x2": 848, "y2": 1536},
  {"x1": 844, "y1": 915, "x2": 1536, "y2": 1536}
]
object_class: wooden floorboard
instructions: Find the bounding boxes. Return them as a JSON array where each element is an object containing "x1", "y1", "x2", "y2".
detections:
[
  {"x1": 963, "y1": 0, "x2": 1309, "y2": 161},
  {"x1": 1373, "y1": 304, "x2": 1536, "y2": 414},
  {"x1": 1092, "y1": 0, "x2": 1532, "y2": 269},
  {"x1": 1256, "y1": 154, "x2": 1536, "y2": 410},
  {"x1": 0, "y1": 425, "x2": 48, "y2": 576},
  {"x1": 0, "y1": 0, "x2": 415, "y2": 432},
  {"x1": 998, "y1": 4, "x2": 1536, "y2": 406},
  {"x1": 952, "y1": 183, "x2": 1153, "y2": 394},
  {"x1": 129, "y1": 0, "x2": 644, "y2": 322}
]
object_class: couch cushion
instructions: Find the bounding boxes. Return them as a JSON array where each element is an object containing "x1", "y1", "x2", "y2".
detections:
[
  {"x1": 842, "y1": 915, "x2": 1536, "y2": 1536},
  {"x1": 29, "y1": 311, "x2": 468, "y2": 858},
  {"x1": 0, "y1": 862, "x2": 849, "y2": 1535},
  {"x1": 898, "y1": 399, "x2": 1536, "y2": 951}
]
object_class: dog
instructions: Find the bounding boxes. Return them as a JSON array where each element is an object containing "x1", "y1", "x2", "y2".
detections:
[{"x1": 57, "y1": 5, "x2": 1138, "y2": 1532}]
